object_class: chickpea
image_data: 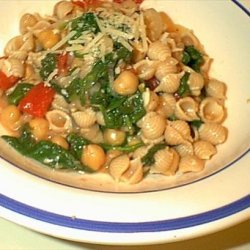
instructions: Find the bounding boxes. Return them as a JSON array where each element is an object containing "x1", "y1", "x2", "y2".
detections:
[
  {"x1": 112, "y1": 70, "x2": 139, "y2": 96},
  {"x1": 29, "y1": 118, "x2": 49, "y2": 141},
  {"x1": 103, "y1": 129, "x2": 126, "y2": 146},
  {"x1": 37, "y1": 29, "x2": 60, "y2": 49},
  {"x1": 0, "y1": 105, "x2": 21, "y2": 131},
  {"x1": 81, "y1": 144, "x2": 106, "y2": 171},
  {"x1": 51, "y1": 135, "x2": 69, "y2": 150}
]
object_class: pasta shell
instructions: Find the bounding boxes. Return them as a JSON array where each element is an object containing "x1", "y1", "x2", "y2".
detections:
[
  {"x1": 187, "y1": 72, "x2": 204, "y2": 96},
  {"x1": 138, "y1": 112, "x2": 166, "y2": 140},
  {"x1": 133, "y1": 59, "x2": 158, "y2": 80},
  {"x1": 144, "y1": 9, "x2": 165, "y2": 41},
  {"x1": 121, "y1": 158, "x2": 143, "y2": 184},
  {"x1": 175, "y1": 97, "x2": 199, "y2": 121},
  {"x1": 19, "y1": 13, "x2": 38, "y2": 34},
  {"x1": 109, "y1": 154, "x2": 130, "y2": 182},
  {"x1": 174, "y1": 141, "x2": 194, "y2": 157},
  {"x1": 6, "y1": 58, "x2": 24, "y2": 78},
  {"x1": 150, "y1": 147, "x2": 179, "y2": 175},
  {"x1": 140, "y1": 134, "x2": 165, "y2": 145},
  {"x1": 142, "y1": 88, "x2": 159, "y2": 112},
  {"x1": 9, "y1": 51, "x2": 28, "y2": 61},
  {"x1": 4, "y1": 36, "x2": 23, "y2": 56},
  {"x1": 132, "y1": 146, "x2": 150, "y2": 159},
  {"x1": 156, "y1": 93, "x2": 176, "y2": 118},
  {"x1": 194, "y1": 140, "x2": 217, "y2": 160},
  {"x1": 96, "y1": 111, "x2": 106, "y2": 126},
  {"x1": 54, "y1": 1, "x2": 74, "y2": 19},
  {"x1": 179, "y1": 155, "x2": 205, "y2": 173},
  {"x1": 51, "y1": 94, "x2": 69, "y2": 113},
  {"x1": 155, "y1": 72, "x2": 182, "y2": 93},
  {"x1": 72, "y1": 108, "x2": 96, "y2": 128},
  {"x1": 147, "y1": 41, "x2": 171, "y2": 61},
  {"x1": 199, "y1": 97, "x2": 225, "y2": 123},
  {"x1": 46, "y1": 110, "x2": 73, "y2": 134},
  {"x1": 206, "y1": 79, "x2": 227, "y2": 100},
  {"x1": 164, "y1": 123, "x2": 186, "y2": 145},
  {"x1": 169, "y1": 120, "x2": 193, "y2": 141},
  {"x1": 198, "y1": 123, "x2": 227, "y2": 145},
  {"x1": 155, "y1": 57, "x2": 179, "y2": 81},
  {"x1": 80, "y1": 124, "x2": 104, "y2": 144}
]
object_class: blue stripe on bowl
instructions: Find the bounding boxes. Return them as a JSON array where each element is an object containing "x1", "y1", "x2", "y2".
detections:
[
  {"x1": 232, "y1": 0, "x2": 250, "y2": 16},
  {"x1": 0, "y1": 194, "x2": 249, "y2": 233}
]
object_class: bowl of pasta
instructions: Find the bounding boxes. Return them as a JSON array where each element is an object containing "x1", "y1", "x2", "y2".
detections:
[{"x1": 0, "y1": 0, "x2": 249, "y2": 245}]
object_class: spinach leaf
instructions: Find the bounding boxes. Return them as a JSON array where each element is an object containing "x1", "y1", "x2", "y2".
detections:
[
  {"x1": 27, "y1": 140, "x2": 84, "y2": 170},
  {"x1": 182, "y1": 46, "x2": 204, "y2": 72},
  {"x1": 7, "y1": 83, "x2": 33, "y2": 105},
  {"x1": 70, "y1": 13, "x2": 100, "y2": 39},
  {"x1": 189, "y1": 119, "x2": 204, "y2": 129},
  {"x1": 39, "y1": 53, "x2": 57, "y2": 80},
  {"x1": 142, "y1": 144, "x2": 167, "y2": 166},
  {"x1": 67, "y1": 133, "x2": 90, "y2": 160},
  {"x1": 2, "y1": 127, "x2": 91, "y2": 172},
  {"x1": 101, "y1": 141, "x2": 144, "y2": 153},
  {"x1": 177, "y1": 72, "x2": 190, "y2": 97},
  {"x1": 50, "y1": 80, "x2": 70, "y2": 102}
]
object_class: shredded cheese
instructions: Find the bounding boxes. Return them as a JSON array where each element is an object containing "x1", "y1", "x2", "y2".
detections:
[{"x1": 50, "y1": 30, "x2": 77, "y2": 51}]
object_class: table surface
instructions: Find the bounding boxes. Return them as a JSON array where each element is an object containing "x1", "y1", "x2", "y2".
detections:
[{"x1": 1, "y1": 0, "x2": 250, "y2": 249}]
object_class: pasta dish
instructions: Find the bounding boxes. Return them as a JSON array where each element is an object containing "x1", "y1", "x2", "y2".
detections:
[{"x1": 0, "y1": 0, "x2": 227, "y2": 186}]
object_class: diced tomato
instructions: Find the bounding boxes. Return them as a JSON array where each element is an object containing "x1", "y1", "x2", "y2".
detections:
[
  {"x1": 57, "y1": 52, "x2": 69, "y2": 75},
  {"x1": 145, "y1": 77, "x2": 160, "y2": 91},
  {"x1": 18, "y1": 82, "x2": 56, "y2": 118},
  {"x1": 71, "y1": 0, "x2": 102, "y2": 9},
  {"x1": 114, "y1": 0, "x2": 144, "y2": 4},
  {"x1": 0, "y1": 71, "x2": 19, "y2": 91}
]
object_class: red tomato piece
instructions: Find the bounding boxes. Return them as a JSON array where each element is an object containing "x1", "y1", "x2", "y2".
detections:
[
  {"x1": 114, "y1": 0, "x2": 144, "y2": 4},
  {"x1": 0, "y1": 71, "x2": 19, "y2": 90},
  {"x1": 57, "y1": 52, "x2": 69, "y2": 75},
  {"x1": 71, "y1": 0, "x2": 101, "y2": 9},
  {"x1": 18, "y1": 82, "x2": 56, "y2": 118}
]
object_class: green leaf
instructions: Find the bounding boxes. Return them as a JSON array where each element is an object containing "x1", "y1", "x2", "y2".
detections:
[
  {"x1": 70, "y1": 13, "x2": 100, "y2": 39},
  {"x1": 142, "y1": 144, "x2": 167, "y2": 166},
  {"x1": 2, "y1": 126, "x2": 92, "y2": 172},
  {"x1": 39, "y1": 53, "x2": 57, "y2": 80},
  {"x1": 182, "y1": 46, "x2": 204, "y2": 72},
  {"x1": 67, "y1": 133, "x2": 90, "y2": 160},
  {"x1": 189, "y1": 119, "x2": 204, "y2": 128},
  {"x1": 7, "y1": 83, "x2": 33, "y2": 105},
  {"x1": 177, "y1": 72, "x2": 190, "y2": 97},
  {"x1": 101, "y1": 142, "x2": 144, "y2": 153}
]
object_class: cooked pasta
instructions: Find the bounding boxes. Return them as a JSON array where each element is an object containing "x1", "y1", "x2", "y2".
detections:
[{"x1": 0, "y1": 0, "x2": 228, "y2": 186}]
